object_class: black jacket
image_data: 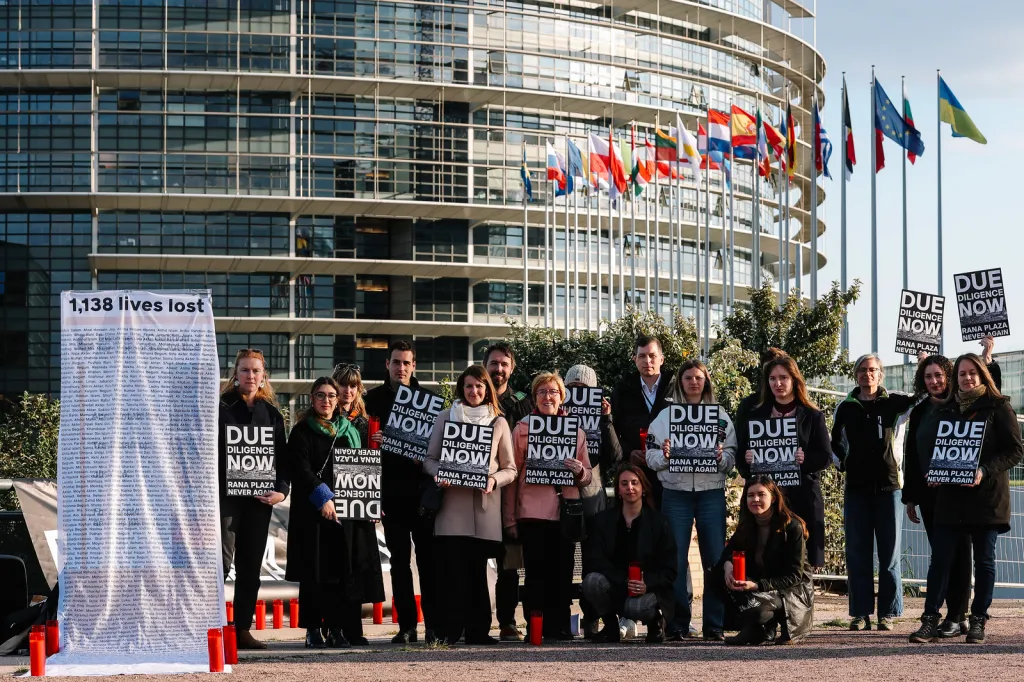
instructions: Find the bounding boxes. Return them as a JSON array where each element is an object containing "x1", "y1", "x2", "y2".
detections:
[
  {"x1": 218, "y1": 390, "x2": 290, "y2": 506},
  {"x1": 831, "y1": 388, "x2": 916, "y2": 493},
  {"x1": 583, "y1": 504, "x2": 678, "y2": 623},
  {"x1": 611, "y1": 370, "x2": 675, "y2": 455},
  {"x1": 901, "y1": 398, "x2": 942, "y2": 508},
  {"x1": 284, "y1": 418, "x2": 386, "y2": 603},
  {"x1": 364, "y1": 378, "x2": 430, "y2": 515},
  {"x1": 932, "y1": 393, "x2": 1023, "y2": 531},
  {"x1": 736, "y1": 401, "x2": 832, "y2": 567},
  {"x1": 714, "y1": 516, "x2": 814, "y2": 642},
  {"x1": 497, "y1": 387, "x2": 532, "y2": 431}
]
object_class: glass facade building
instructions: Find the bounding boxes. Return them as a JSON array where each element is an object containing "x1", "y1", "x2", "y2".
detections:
[{"x1": 0, "y1": 0, "x2": 825, "y2": 403}]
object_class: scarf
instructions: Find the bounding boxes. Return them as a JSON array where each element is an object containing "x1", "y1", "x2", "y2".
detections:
[
  {"x1": 771, "y1": 398, "x2": 798, "y2": 417},
  {"x1": 956, "y1": 385, "x2": 987, "y2": 413},
  {"x1": 306, "y1": 412, "x2": 361, "y2": 448},
  {"x1": 450, "y1": 400, "x2": 494, "y2": 425}
]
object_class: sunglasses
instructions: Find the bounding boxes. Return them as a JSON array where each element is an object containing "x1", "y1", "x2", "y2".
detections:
[{"x1": 333, "y1": 362, "x2": 361, "y2": 374}]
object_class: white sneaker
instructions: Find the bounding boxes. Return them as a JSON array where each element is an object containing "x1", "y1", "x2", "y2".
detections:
[{"x1": 618, "y1": 617, "x2": 638, "y2": 639}]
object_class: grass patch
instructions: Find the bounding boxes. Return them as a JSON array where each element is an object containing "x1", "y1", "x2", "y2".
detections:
[
  {"x1": 424, "y1": 639, "x2": 452, "y2": 651},
  {"x1": 821, "y1": 618, "x2": 850, "y2": 628}
]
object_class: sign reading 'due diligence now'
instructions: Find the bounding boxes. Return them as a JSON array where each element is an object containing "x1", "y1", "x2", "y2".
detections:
[
  {"x1": 927, "y1": 418, "x2": 987, "y2": 485},
  {"x1": 525, "y1": 414, "x2": 579, "y2": 486},
  {"x1": 748, "y1": 417, "x2": 801, "y2": 486},
  {"x1": 668, "y1": 404, "x2": 720, "y2": 474},
  {"x1": 895, "y1": 290, "x2": 944, "y2": 355},
  {"x1": 381, "y1": 385, "x2": 445, "y2": 462},
  {"x1": 955, "y1": 268, "x2": 1010, "y2": 341},
  {"x1": 225, "y1": 425, "x2": 276, "y2": 496},
  {"x1": 332, "y1": 448, "x2": 381, "y2": 521},
  {"x1": 438, "y1": 421, "x2": 494, "y2": 489},
  {"x1": 563, "y1": 387, "x2": 603, "y2": 459}
]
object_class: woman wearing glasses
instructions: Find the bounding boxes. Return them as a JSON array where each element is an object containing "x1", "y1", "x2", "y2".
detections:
[
  {"x1": 219, "y1": 348, "x2": 290, "y2": 649},
  {"x1": 286, "y1": 375, "x2": 385, "y2": 648}
]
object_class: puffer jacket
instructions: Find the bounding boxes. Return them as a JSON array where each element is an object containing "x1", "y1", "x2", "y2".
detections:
[
  {"x1": 644, "y1": 397, "x2": 737, "y2": 492},
  {"x1": 830, "y1": 387, "x2": 916, "y2": 492}
]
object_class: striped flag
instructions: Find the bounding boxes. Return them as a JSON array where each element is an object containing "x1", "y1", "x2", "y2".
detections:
[
  {"x1": 707, "y1": 109, "x2": 732, "y2": 154},
  {"x1": 903, "y1": 83, "x2": 917, "y2": 164},
  {"x1": 843, "y1": 76, "x2": 857, "y2": 180}
]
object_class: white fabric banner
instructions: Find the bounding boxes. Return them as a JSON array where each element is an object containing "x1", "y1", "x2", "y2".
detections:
[{"x1": 49, "y1": 290, "x2": 225, "y2": 675}]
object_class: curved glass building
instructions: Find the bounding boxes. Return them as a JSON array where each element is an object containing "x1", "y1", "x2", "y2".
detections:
[{"x1": 0, "y1": 0, "x2": 825, "y2": 402}]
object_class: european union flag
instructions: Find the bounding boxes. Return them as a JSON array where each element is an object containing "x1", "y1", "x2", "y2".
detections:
[
  {"x1": 566, "y1": 139, "x2": 584, "y2": 194},
  {"x1": 874, "y1": 80, "x2": 925, "y2": 158}
]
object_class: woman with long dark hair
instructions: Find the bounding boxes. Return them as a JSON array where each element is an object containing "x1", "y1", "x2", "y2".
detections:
[
  {"x1": 736, "y1": 356, "x2": 832, "y2": 569},
  {"x1": 582, "y1": 464, "x2": 677, "y2": 643},
  {"x1": 424, "y1": 365, "x2": 517, "y2": 646},
  {"x1": 711, "y1": 475, "x2": 814, "y2": 645},
  {"x1": 645, "y1": 358, "x2": 735, "y2": 641},
  {"x1": 286, "y1": 376, "x2": 385, "y2": 648},
  {"x1": 902, "y1": 355, "x2": 972, "y2": 639},
  {"x1": 909, "y1": 354, "x2": 1023, "y2": 644},
  {"x1": 219, "y1": 348, "x2": 289, "y2": 649}
]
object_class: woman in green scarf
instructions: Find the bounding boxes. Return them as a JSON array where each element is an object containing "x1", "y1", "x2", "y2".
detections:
[{"x1": 286, "y1": 376, "x2": 385, "y2": 649}]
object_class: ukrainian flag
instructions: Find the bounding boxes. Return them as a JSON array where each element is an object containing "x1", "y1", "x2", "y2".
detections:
[{"x1": 938, "y1": 76, "x2": 987, "y2": 144}]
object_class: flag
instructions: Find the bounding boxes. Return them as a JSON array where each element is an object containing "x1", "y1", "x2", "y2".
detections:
[
  {"x1": 903, "y1": 84, "x2": 917, "y2": 164},
  {"x1": 675, "y1": 113, "x2": 702, "y2": 185},
  {"x1": 588, "y1": 132, "x2": 627, "y2": 196},
  {"x1": 874, "y1": 80, "x2": 925, "y2": 167},
  {"x1": 654, "y1": 127, "x2": 678, "y2": 162},
  {"x1": 567, "y1": 138, "x2": 585, "y2": 190},
  {"x1": 630, "y1": 126, "x2": 652, "y2": 196},
  {"x1": 938, "y1": 76, "x2": 987, "y2": 144},
  {"x1": 813, "y1": 98, "x2": 833, "y2": 180},
  {"x1": 730, "y1": 104, "x2": 758, "y2": 158},
  {"x1": 609, "y1": 127, "x2": 629, "y2": 199},
  {"x1": 546, "y1": 139, "x2": 567, "y2": 193},
  {"x1": 587, "y1": 134, "x2": 609, "y2": 190},
  {"x1": 707, "y1": 109, "x2": 732, "y2": 154},
  {"x1": 645, "y1": 135, "x2": 677, "y2": 179},
  {"x1": 786, "y1": 101, "x2": 797, "y2": 179},
  {"x1": 520, "y1": 148, "x2": 533, "y2": 201},
  {"x1": 764, "y1": 120, "x2": 787, "y2": 166},
  {"x1": 843, "y1": 77, "x2": 856, "y2": 180},
  {"x1": 756, "y1": 108, "x2": 770, "y2": 177}
]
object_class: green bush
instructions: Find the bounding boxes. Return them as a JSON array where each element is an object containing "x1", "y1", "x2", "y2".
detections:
[{"x1": 0, "y1": 392, "x2": 61, "y2": 509}]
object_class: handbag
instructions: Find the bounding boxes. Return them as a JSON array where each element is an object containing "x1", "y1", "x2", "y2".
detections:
[
  {"x1": 418, "y1": 477, "x2": 444, "y2": 519},
  {"x1": 557, "y1": 487, "x2": 586, "y2": 542}
]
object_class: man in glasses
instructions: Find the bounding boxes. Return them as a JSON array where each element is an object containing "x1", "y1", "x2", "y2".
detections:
[{"x1": 364, "y1": 340, "x2": 437, "y2": 644}]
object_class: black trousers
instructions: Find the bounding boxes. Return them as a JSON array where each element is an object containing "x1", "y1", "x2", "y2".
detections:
[
  {"x1": 297, "y1": 579, "x2": 363, "y2": 637},
  {"x1": 383, "y1": 506, "x2": 437, "y2": 632},
  {"x1": 221, "y1": 498, "x2": 272, "y2": 632},
  {"x1": 495, "y1": 543, "x2": 520, "y2": 627},
  {"x1": 920, "y1": 497, "x2": 972, "y2": 620},
  {"x1": 519, "y1": 520, "x2": 575, "y2": 636},
  {"x1": 434, "y1": 536, "x2": 493, "y2": 641}
]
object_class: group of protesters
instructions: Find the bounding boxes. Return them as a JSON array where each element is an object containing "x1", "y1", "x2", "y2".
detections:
[{"x1": 216, "y1": 333, "x2": 1022, "y2": 649}]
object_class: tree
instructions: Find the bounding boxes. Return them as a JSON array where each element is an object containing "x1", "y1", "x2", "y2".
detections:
[{"x1": 0, "y1": 392, "x2": 61, "y2": 509}]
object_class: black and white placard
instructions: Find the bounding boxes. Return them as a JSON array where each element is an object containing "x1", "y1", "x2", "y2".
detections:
[
  {"x1": 926, "y1": 418, "x2": 986, "y2": 485},
  {"x1": 225, "y1": 424, "x2": 277, "y2": 496},
  {"x1": 525, "y1": 414, "x2": 579, "y2": 486},
  {"x1": 668, "y1": 404, "x2": 720, "y2": 474},
  {"x1": 895, "y1": 289, "x2": 944, "y2": 355},
  {"x1": 332, "y1": 448, "x2": 381, "y2": 520},
  {"x1": 954, "y1": 268, "x2": 1009, "y2": 341},
  {"x1": 380, "y1": 385, "x2": 444, "y2": 462},
  {"x1": 747, "y1": 417, "x2": 801, "y2": 486},
  {"x1": 563, "y1": 386, "x2": 603, "y2": 460},
  {"x1": 438, "y1": 420, "x2": 494, "y2": 489}
]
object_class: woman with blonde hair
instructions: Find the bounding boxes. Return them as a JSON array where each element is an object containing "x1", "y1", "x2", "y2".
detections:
[
  {"x1": 333, "y1": 362, "x2": 369, "y2": 442},
  {"x1": 219, "y1": 348, "x2": 290, "y2": 649}
]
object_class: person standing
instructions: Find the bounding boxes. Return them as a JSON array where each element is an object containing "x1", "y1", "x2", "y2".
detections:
[
  {"x1": 734, "y1": 348, "x2": 790, "y2": 427},
  {"x1": 286, "y1": 376, "x2": 385, "y2": 648},
  {"x1": 645, "y1": 359, "x2": 735, "y2": 641},
  {"x1": 365, "y1": 340, "x2": 437, "y2": 643},
  {"x1": 902, "y1": 355, "x2": 971, "y2": 639},
  {"x1": 423, "y1": 365, "x2": 517, "y2": 645},
  {"x1": 612, "y1": 335, "x2": 674, "y2": 507},
  {"x1": 219, "y1": 348, "x2": 289, "y2": 650},
  {"x1": 484, "y1": 342, "x2": 532, "y2": 641},
  {"x1": 831, "y1": 354, "x2": 916, "y2": 632},
  {"x1": 909, "y1": 354, "x2": 1023, "y2": 644}
]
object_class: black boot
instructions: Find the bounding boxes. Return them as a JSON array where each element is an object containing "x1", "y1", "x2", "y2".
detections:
[
  {"x1": 645, "y1": 615, "x2": 666, "y2": 644},
  {"x1": 305, "y1": 628, "x2": 326, "y2": 649},
  {"x1": 326, "y1": 628, "x2": 351, "y2": 648},
  {"x1": 725, "y1": 623, "x2": 768, "y2": 646},
  {"x1": 966, "y1": 615, "x2": 986, "y2": 644},
  {"x1": 591, "y1": 615, "x2": 621, "y2": 643},
  {"x1": 909, "y1": 614, "x2": 941, "y2": 643}
]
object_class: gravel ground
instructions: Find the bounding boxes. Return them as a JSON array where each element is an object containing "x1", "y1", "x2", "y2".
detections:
[{"x1": 4, "y1": 595, "x2": 1024, "y2": 681}]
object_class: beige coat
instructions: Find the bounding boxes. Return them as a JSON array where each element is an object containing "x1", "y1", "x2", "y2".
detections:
[{"x1": 423, "y1": 410, "x2": 517, "y2": 543}]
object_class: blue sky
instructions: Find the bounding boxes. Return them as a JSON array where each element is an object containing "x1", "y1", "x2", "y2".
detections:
[{"x1": 806, "y1": 1, "x2": 1024, "y2": 363}]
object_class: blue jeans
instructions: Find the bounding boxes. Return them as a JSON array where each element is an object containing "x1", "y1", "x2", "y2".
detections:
[
  {"x1": 925, "y1": 525, "x2": 998, "y2": 618},
  {"x1": 844, "y1": 488, "x2": 903, "y2": 618},
  {"x1": 661, "y1": 488, "x2": 726, "y2": 633}
]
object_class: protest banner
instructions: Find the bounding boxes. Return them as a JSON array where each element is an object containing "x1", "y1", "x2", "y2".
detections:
[
  {"x1": 668, "y1": 404, "x2": 720, "y2": 474},
  {"x1": 380, "y1": 385, "x2": 444, "y2": 462},
  {"x1": 525, "y1": 414, "x2": 579, "y2": 486},
  {"x1": 438, "y1": 420, "x2": 494, "y2": 489},
  {"x1": 954, "y1": 268, "x2": 1010, "y2": 341},
  {"x1": 52, "y1": 290, "x2": 223, "y2": 674},
  {"x1": 927, "y1": 418, "x2": 986, "y2": 485},
  {"x1": 748, "y1": 417, "x2": 801, "y2": 486},
  {"x1": 332, "y1": 448, "x2": 381, "y2": 520},
  {"x1": 563, "y1": 386, "x2": 603, "y2": 460},
  {"x1": 225, "y1": 424, "x2": 276, "y2": 496},
  {"x1": 895, "y1": 290, "x2": 944, "y2": 355}
]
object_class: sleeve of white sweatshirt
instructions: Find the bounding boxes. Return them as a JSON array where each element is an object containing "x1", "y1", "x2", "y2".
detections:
[
  {"x1": 645, "y1": 408, "x2": 671, "y2": 472},
  {"x1": 718, "y1": 409, "x2": 737, "y2": 473}
]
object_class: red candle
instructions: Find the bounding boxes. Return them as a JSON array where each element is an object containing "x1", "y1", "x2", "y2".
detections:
[
  {"x1": 225, "y1": 601, "x2": 234, "y2": 623},
  {"x1": 391, "y1": 597, "x2": 398, "y2": 623},
  {"x1": 254, "y1": 600, "x2": 266, "y2": 630},
  {"x1": 223, "y1": 624, "x2": 238, "y2": 665},
  {"x1": 207, "y1": 628, "x2": 224, "y2": 673},
  {"x1": 368, "y1": 417, "x2": 381, "y2": 449},
  {"x1": 529, "y1": 611, "x2": 543, "y2": 646},
  {"x1": 272, "y1": 599, "x2": 283, "y2": 629},
  {"x1": 29, "y1": 631, "x2": 45, "y2": 676},
  {"x1": 628, "y1": 562, "x2": 642, "y2": 596},
  {"x1": 289, "y1": 598, "x2": 299, "y2": 628},
  {"x1": 372, "y1": 602, "x2": 384, "y2": 625},
  {"x1": 31, "y1": 624, "x2": 45, "y2": 634},
  {"x1": 415, "y1": 594, "x2": 423, "y2": 623},
  {"x1": 733, "y1": 551, "x2": 746, "y2": 582},
  {"x1": 639, "y1": 428, "x2": 649, "y2": 448},
  {"x1": 45, "y1": 620, "x2": 59, "y2": 655}
]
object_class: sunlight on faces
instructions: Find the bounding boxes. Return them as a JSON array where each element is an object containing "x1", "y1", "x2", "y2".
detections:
[
  {"x1": 769, "y1": 365, "x2": 794, "y2": 402},
  {"x1": 635, "y1": 341, "x2": 664, "y2": 378},
  {"x1": 746, "y1": 483, "x2": 773, "y2": 516},
  {"x1": 462, "y1": 374, "x2": 488, "y2": 407},
  {"x1": 681, "y1": 368, "x2": 706, "y2": 403},
  {"x1": 386, "y1": 350, "x2": 415, "y2": 385},
  {"x1": 312, "y1": 386, "x2": 339, "y2": 419},
  {"x1": 534, "y1": 381, "x2": 563, "y2": 415},
  {"x1": 856, "y1": 358, "x2": 882, "y2": 392},
  {"x1": 236, "y1": 356, "x2": 265, "y2": 395},
  {"x1": 338, "y1": 382, "x2": 359, "y2": 412},
  {"x1": 618, "y1": 470, "x2": 643, "y2": 504},
  {"x1": 486, "y1": 350, "x2": 514, "y2": 389},
  {"x1": 924, "y1": 365, "x2": 948, "y2": 398},
  {"x1": 958, "y1": 360, "x2": 982, "y2": 392}
]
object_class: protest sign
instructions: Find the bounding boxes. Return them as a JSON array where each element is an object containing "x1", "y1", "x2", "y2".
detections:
[
  {"x1": 927, "y1": 418, "x2": 986, "y2": 485},
  {"x1": 525, "y1": 414, "x2": 579, "y2": 486},
  {"x1": 895, "y1": 289, "x2": 944, "y2": 355},
  {"x1": 380, "y1": 385, "x2": 444, "y2": 462},
  {"x1": 53, "y1": 290, "x2": 222, "y2": 674},
  {"x1": 563, "y1": 386, "x2": 603, "y2": 459},
  {"x1": 748, "y1": 417, "x2": 801, "y2": 486},
  {"x1": 332, "y1": 448, "x2": 381, "y2": 520},
  {"x1": 225, "y1": 424, "x2": 276, "y2": 496},
  {"x1": 954, "y1": 268, "x2": 1009, "y2": 341},
  {"x1": 438, "y1": 420, "x2": 494, "y2": 489},
  {"x1": 668, "y1": 404, "x2": 720, "y2": 474}
]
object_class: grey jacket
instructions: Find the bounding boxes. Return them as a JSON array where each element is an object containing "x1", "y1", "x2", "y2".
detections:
[{"x1": 645, "y1": 398, "x2": 737, "y2": 492}]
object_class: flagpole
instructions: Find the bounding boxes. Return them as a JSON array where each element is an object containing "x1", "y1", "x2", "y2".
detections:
[
  {"x1": 653, "y1": 119, "x2": 662, "y2": 316},
  {"x1": 753, "y1": 157, "x2": 761, "y2": 289},
  {"x1": 604, "y1": 160, "x2": 611, "y2": 326},
  {"x1": 668, "y1": 148, "x2": 676, "y2": 314},
  {"x1": 618, "y1": 140, "x2": 626, "y2": 317},
  {"x1": 936, "y1": 69, "x2": 944, "y2": 355},
  {"x1": 586, "y1": 180, "x2": 593, "y2": 331},
  {"x1": 573, "y1": 147, "x2": 580, "y2": 332},
  {"x1": 645, "y1": 131, "x2": 653, "y2": 312},
  {"x1": 777, "y1": 152, "x2": 786, "y2": 306},
  {"x1": 810, "y1": 95, "x2": 818, "y2": 302},
  {"x1": 793, "y1": 173, "x2": 801, "y2": 295},
  {"x1": 630, "y1": 126, "x2": 637, "y2": 308},
  {"x1": 564, "y1": 136, "x2": 571, "y2": 337},
  {"x1": 544, "y1": 171, "x2": 552, "y2": 328},
  {"x1": 523, "y1": 143, "x2": 530, "y2": 327},
  {"x1": 901, "y1": 76, "x2": 909, "y2": 363},
  {"x1": 870, "y1": 66, "x2": 879, "y2": 352},
  {"x1": 840, "y1": 75, "x2": 849, "y2": 352},
  {"x1": 728, "y1": 150, "x2": 736, "y2": 312},
  {"x1": 703, "y1": 119, "x2": 712, "y2": 356}
]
